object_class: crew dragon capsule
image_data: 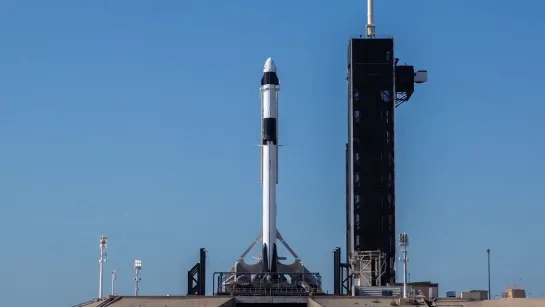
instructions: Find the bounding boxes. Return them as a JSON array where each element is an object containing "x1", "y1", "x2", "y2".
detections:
[{"x1": 260, "y1": 57, "x2": 280, "y2": 273}]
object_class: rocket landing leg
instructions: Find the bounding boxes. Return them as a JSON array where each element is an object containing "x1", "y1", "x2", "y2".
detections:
[{"x1": 222, "y1": 229, "x2": 322, "y2": 293}]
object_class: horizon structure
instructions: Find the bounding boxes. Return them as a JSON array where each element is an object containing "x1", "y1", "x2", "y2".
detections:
[{"x1": 217, "y1": 58, "x2": 322, "y2": 295}]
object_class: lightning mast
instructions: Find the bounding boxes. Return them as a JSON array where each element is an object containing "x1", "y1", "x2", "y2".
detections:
[
  {"x1": 366, "y1": 0, "x2": 375, "y2": 38},
  {"x1": 98, "y1": 234, "x2": 108, "y2": 299}
]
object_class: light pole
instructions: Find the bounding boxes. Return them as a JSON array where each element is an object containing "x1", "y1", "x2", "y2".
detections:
[
  {"x1": 399, "y1": 232, "x2": 409, "y2": 298},
  {"x1": 134, "y1": 260, "x2": 142, "y2": 296},
  {"x1": 111, "y1": 269, "x2": 116, "y2": 296},
  {"x1": 98, "y1": 234, "x2": 108, "y2": 299},
  {"x1": 487, "y1": 249, "x2": 491, "y2": 300}
]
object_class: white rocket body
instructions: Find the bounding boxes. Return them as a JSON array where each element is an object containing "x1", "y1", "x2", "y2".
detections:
[{"x1": 260, "y1": 58, "x2": 279, "y2": 272}]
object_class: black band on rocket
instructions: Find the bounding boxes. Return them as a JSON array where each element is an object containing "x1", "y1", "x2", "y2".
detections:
[{"x1": 262, "y1": 118, "x2": 277, "y2": 144}]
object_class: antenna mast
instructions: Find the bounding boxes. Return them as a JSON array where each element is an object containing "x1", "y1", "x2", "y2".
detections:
[
  {"x1": 366, "y1": 0, "x2": 375, "y2": 38},
  {"x1": 98, "y1": 234, "x2": 108, "y2": 299},
  {"x1": 134, "y1": 260, "x2": 143, "y2": 296},
  {"x1": 399, "y1": 232, "x2": 409, "y2": 298}
]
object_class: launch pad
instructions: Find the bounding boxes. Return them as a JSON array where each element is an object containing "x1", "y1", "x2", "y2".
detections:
[
  {"x1": 186, "y1": 244, "x2": 322, "y2": 297},
  {"x1": 217, "y1": 230, "x2": 323, "y2": 296},
  {"x1": 215, "y1": 271, "x2": 322, "y2": 296}
]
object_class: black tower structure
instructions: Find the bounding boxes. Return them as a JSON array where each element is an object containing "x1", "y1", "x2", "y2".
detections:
[
  {"x1": 346, "y1": 36, "x2": 424, "y2": 290},
  {"x1": 347, "y1": 37, "x2": 396, "y2": 287},
  {"x1": 187, "y1": 248, "x2": 206, "y2": 295}
]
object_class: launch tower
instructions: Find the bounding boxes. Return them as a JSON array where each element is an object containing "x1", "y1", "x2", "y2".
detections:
[{"x1": 343, "y1": 0, "x2": 427, "y2": 294}]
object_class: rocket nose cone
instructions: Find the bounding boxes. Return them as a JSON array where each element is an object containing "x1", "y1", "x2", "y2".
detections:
[{"x1": 263, "y1": 58, "x2": 276, "y2": 73}]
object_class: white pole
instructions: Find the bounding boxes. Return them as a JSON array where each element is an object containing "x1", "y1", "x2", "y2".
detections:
[
  {"x1": 134, "y1": 269, "x2": 139, "y2": 296},
  {"x1": 366, "y1": 0, "x2": 376, "y2": 38},
  {"x1": 367, "y1": 0, "x2": 373, "y2": 26},
  {"x1": 399, "y1": 233, "x2": 409, "y2": 298},
  {"x1": 98, "y1": 235, "x2": 108, "y2": 299},
  {"x1": 134, "y1": 260, "x2": 142, "y2": 296},
  {"x1": 111, "y1": 269, "x2": 116, "y2": 295},
  {"x1": 403, "y1": 250, "x2": 408, "y2": 298}
]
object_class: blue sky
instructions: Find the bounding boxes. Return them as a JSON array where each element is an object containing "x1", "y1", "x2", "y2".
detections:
[{"x1": 1, "y1": 0, "x2": 544, "y2": 305}]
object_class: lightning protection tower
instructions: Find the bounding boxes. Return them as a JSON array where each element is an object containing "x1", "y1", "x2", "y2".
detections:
[{"x1": 98, "y1": 234, "x2": 108, "y2": 299}]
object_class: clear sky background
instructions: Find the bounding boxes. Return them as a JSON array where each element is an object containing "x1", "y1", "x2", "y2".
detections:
[{"x1": 1, "y1": 1, "x2": 544, "y2": 306}]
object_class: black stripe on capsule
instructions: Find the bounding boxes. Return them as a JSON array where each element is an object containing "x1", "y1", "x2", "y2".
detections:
[{"x1": 261, "y1": 72, "x2": 279, "y2": 86}]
